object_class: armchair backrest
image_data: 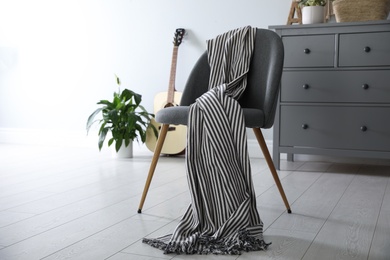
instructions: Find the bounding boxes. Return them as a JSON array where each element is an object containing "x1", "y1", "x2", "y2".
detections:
[{"x1": 180, "y1": 28, "x2": 284, "y2": 129}]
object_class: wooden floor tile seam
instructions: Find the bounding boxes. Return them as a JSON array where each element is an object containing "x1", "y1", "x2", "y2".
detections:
[
  {"x1": 297, "y1": 169, "x2": 358, "y2": 260},
  {"x1": 0, "y1": 178, "x2": 140, "y2": 216},
  {"x1": 0, "y1": 167, "x2": 186, "y2": 216},
  {"x1": 366, "y1": 176, "x2": 390, "y2": 259},
  {"x1": 39, "y1": 211, "x2": 155, "y2": 260}
]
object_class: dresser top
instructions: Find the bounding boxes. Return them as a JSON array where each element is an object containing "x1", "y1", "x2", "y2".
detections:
[{"x1": 269, "y1": 20, "x2": 390, "y2": 35}]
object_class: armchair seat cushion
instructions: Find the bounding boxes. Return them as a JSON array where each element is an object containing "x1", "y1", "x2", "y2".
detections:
[{"x1": 156, "y1": 106, "x2": 265, "y2": 128}]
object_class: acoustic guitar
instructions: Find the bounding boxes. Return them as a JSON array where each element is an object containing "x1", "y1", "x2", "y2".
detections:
[{"x1": 145, "y1": 28, "x2": 187, "y2": 155}]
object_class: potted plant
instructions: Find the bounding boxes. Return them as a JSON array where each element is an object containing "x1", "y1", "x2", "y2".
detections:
[
  {"x1": 298, "y1": 0, "x2": 328, "y2": 24},
  {"x1": 86, "y1": 76, "x2": 158, "y2": 157}
]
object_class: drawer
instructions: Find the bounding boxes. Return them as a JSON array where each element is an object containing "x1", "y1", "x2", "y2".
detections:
[
  {"x1": 280, "y1": 106, "x2": 390, "y2": 151},
  {"x1": 283, "y1": 35, "x2": 335, "y2": 68},
  {"x1": 339, "y1": 32, "x2": 390, "y2": 67},
  {"x1": 281, "y1": 70, "x2": 390, "y2": 103}
]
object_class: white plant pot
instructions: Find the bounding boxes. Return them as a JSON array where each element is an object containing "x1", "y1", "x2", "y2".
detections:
[
  {"x1": 112, "y1": 141, "x2": 133, "y2": 158},
  {"x1": 302, "y1": 6, "x2": 325, "y2": 24}
]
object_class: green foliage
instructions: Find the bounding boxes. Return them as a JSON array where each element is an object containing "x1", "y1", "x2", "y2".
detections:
[
  {"x1": 86, "y1": 76, "x2": 158, "y2": 152},
  {"x1": 298, "y1": 0, "x2": 327, "y2": 7}
]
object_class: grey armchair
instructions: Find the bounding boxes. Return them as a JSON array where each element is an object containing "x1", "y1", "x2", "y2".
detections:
[{"x1": 138, "y1": 28, "x2": 291, "y2": 214}]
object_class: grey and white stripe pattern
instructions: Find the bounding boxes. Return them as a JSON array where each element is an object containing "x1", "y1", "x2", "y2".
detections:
[{"x1": 143, "y1": 26, "x2": 268, "y2": 255}]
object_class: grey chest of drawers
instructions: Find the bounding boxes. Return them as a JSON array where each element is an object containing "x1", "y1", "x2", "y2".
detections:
[{"x1": 269, "y1": 20, "x2": 390, "y2": 169}]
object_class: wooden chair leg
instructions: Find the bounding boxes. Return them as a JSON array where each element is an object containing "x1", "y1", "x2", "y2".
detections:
[
  {"x1": 253, "y1": 128, "x2": 292, "y2": 214},
  {"x1": 137, "y1": 124, "x2": 170, "y2": 213}
]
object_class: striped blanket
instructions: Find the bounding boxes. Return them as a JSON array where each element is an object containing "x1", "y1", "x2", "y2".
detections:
[{"x1": 143, "y1": 26, "x2": 268, "y2": 255}]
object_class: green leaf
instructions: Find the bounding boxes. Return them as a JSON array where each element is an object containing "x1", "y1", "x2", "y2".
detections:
[
  {"x1": 148, "y1": 123, "x2": 159, "y2": 139},
  {"x1": 98, "y1": 122, "x2": 107, "y2": 134},
  {"x1": 108, "y1": 138, "x2": 114, "y2": 147},
  {"x1": 138, "y1": 111, "x2": 153, "y2": 122},
  {"x1": 120, "y1": 89, "x2": 133, "y2": 102},
  {"x1": 98, "y1": 127, "x2": 109, "y2": 151},
  {"x1": 115, "y1": 137, "x2": 123, "y2": 152},
  {"x1": 135, "y1": 123, "x2": 146, "y2": 142},
  {"x1": 138, "y1": 104, "x2": 148, "y2": 113},
  {"x1": 133, "y1": 93, "x2": 142, "y2": 106},
  {"x1": 127, "y1": 113, "x2": 137, "y2": 126},
  {"x1": 86, "y1": 107, "x2": 103, "y2": 132},
  {"x1": 125, "y1": 138, "x2": 130, "y2": 147},
  {"x1": 97, "y1": 100, "x2": 112, "y2": 106},
  {"x1": 108, "y1": 110, "x2": 119, "y2": 125},
  {"x1": 113, "y1": 95, "x2": 121, "y2": 107}
]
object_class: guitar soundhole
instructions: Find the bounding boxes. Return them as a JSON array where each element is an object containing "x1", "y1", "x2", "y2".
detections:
[
  {"x1": 158, "y1": 126, "x2": 176, "y2": 132},
  {"x1": 164, "y1": 103, "x2": 179, "y2": 108}
]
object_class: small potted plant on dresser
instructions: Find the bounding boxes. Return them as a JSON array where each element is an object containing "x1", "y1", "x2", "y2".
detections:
[
  {"x1": 298, "y1": 0, "x2": 328, "y2": 24},
  {"x1": 86, "y1": 76, "x2": 158, "y2": 158}
]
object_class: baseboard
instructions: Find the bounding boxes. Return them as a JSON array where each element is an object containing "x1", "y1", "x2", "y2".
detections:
[
  {"x1": 0, "y1": 128, "x2": 97, "y2": 148},
  {"x1": 248, "y1": 139, "x2": 269, "y2": 159},
  {"x1": 0, "y1": 128, "x2": 277, "y2": 159}
]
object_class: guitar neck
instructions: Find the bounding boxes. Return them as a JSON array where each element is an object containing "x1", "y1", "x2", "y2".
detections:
[{"x1": 167, "y1": 46, "x2": 178, "y2": 104}]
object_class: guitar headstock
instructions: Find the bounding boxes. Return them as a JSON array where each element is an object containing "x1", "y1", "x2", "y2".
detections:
[{"x1": 173, "y1": 28, "x2": 185, "y2": 47}]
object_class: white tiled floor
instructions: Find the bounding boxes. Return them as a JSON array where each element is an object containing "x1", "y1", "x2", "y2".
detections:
[{"x1": 0, "y1": 143, "x2": 389, "y2": 259}]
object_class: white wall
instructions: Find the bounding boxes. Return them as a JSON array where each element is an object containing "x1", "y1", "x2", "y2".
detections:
[{"x1": 0, "y1": 0, "x2": 290, "y2": 148}]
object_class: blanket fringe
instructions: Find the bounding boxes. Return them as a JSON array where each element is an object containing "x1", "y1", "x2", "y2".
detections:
[{"x1": 142, "y1": 230, "x2": 271, "y2": 255}]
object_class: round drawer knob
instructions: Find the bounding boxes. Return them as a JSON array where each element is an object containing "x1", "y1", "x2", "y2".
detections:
[
  {"x1": 363, "y1": 46, "x2": 371, "y2": 53},
  {"x1": 360, "y1": 126, "x2": 368, "y2": 132},
  {"x1": 304, "y1": 48, "x2": 311, "y2": 54},
  {"x1": 302, "y1": 124, "x2": 309, "y2": 130},
  {"x1": 362, "y1": 84, "x2": 369, "y2": 90},
  {"x1": 302, "y1": 84, "x2": 310, "y2": 89}
]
